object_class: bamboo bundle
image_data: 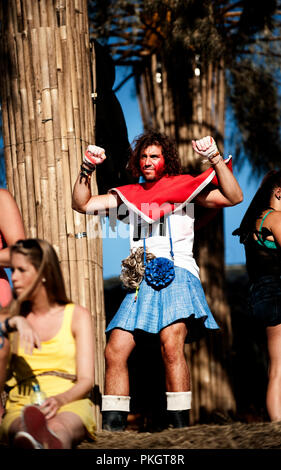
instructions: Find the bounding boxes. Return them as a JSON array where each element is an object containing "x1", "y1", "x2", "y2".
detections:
[{"x1": 0, "y1": 0, "x2": 106, "y2": 430}]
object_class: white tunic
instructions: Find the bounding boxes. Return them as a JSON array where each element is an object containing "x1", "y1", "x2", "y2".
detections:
[{"x1": 129, "y1": 203, "x2": 200, "y2": 279}]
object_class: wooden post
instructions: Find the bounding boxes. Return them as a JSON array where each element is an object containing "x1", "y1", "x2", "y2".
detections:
[{"x1": 0, "y1": 0, "x2": 106, "y2": 430}]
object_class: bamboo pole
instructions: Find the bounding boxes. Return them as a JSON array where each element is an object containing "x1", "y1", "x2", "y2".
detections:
[{"x1": 0, "y1": 0, "x2": 106, "y2": 430}]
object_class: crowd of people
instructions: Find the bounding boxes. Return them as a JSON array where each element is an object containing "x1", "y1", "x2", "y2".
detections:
[{"x1": 0, "y1": 130, "x2": 280, "y2": 449}]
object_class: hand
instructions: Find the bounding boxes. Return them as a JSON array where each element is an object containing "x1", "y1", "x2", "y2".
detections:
[
  {"x1": 40, "y1": 395, "x2": 62, "y2": 420},
  {"x1": 83, "y1": 145, "x2": 106, "y2": 168},
  {"x1": 192, "y1": 136, "x2": 220, "y2": 161},
  {"x1": 9, "y1": 316, "x2": 41, "y2": 355}
]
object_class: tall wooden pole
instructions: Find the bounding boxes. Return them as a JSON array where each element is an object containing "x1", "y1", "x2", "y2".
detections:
[{"x1": 0, "y1": 0, "x2": 105, "y2": 430}]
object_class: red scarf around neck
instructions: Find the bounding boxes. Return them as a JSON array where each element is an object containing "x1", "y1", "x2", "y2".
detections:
[{"x1": 109, "y1": 157, "x2": 232, "y2": 223}]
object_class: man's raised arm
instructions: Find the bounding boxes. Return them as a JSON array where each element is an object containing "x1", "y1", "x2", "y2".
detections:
[
  {"x1": 72, "y1": 145, "x2": 119, "y2": 215},
  {"x1": 192, "y1": 136, "x2": 243, "y2": 208}
]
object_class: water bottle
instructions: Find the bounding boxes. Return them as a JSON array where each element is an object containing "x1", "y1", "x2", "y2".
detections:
[{"x1": 30, "y1": 384, "x2": 46, "y2": 406}]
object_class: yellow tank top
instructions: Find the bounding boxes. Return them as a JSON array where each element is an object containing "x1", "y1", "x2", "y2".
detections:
[
  {"x1": 7, "y1": 303, "x2": 76, "y2": 388},
  {"x1": 2, "y1": 303, "x2": 96, "y2": 441}
]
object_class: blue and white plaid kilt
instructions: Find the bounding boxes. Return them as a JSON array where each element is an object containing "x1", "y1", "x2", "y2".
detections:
[{"x1": 105, "y1": 266, "x2": 219, "y2": 343}]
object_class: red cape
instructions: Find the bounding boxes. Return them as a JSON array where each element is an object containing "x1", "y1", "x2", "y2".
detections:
[{"x1": 109, "y1": 157, "x2": 232, "y2": 223}]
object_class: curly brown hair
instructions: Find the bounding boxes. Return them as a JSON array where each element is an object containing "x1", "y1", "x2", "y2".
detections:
[{"x1": 127, "y1": 130, "x2": 182, "y2": 179}]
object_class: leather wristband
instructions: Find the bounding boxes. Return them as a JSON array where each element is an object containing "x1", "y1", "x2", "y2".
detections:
[
  {"x1": 209, "y1": 152, "x2": 222, "y2": 165},
  {"x1": 80, "y1": 164, "x2": 95, "y2": 174}
]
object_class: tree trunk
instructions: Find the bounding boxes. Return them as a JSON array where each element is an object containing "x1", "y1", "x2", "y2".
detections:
[
  {"x1": 0, "y1": 0, "x2": 105, "y2": 430},
  {"x1": 135, "y1": 51, "x2": 236, "y2": 423}
]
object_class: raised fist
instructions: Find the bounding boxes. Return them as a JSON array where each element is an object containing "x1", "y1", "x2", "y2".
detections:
[
  {"x1": 83, "y1": 145, "x2": 106, "y2": 168},
  {"x1": 192, "y1": 136, "x2": 220, "y2": 160}
]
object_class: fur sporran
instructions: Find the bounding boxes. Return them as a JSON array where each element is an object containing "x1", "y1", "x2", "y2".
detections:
[{"x1": 120, "y1": 247, "x2": 155, "y2": 290}]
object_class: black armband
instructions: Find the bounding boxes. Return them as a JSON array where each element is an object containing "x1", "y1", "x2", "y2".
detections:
[{"x1": 4, "y1": 317, "x2": 16, "y2": 333}]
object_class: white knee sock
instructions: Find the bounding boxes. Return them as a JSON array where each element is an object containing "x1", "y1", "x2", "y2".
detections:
[
  {"x1": 166, "y1": 391, "x2": 192, "y2": 411},
  {"x1": 102, "y1": 395, "x2": 131, "y2": 412}
]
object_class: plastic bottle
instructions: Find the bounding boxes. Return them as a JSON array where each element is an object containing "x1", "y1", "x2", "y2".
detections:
[{"x1": 30, "y1": 384, "x2": 46, "y2": 406}]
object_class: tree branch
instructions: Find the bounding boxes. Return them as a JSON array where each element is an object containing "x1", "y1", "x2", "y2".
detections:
[{"x1": 113, "y1": 71, "x2": 135, "y2": 92}]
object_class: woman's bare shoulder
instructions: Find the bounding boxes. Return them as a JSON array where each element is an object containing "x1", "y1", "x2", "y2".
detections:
[
  {"x1": 71, "y1": 304, "x2": 92, "y2": 323},
  {"x1": 265, "y1": 210, "x2": 281, "y2": 230},
  {"x1": 268, "y1": 210, "x2": 281, "y2": 220},
  {"x1": 71, "y1": 304, "x2": 93, "y2": 335}
]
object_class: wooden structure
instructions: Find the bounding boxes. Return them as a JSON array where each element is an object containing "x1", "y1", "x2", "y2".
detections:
[
  {"x1": 0, "y1": 0, "x2": 106, "y2": 429},
  {"x1": 135, "y1": 52, "x2": 236, "y2": 423}
]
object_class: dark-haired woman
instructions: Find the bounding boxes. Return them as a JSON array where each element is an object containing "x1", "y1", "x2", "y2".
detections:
[
  {"x1": 234, "y1": 170, "x2": 281, "y2": 421},
  {"x1": 0, "y1": 239, "x2": 95, "y2": 448}
]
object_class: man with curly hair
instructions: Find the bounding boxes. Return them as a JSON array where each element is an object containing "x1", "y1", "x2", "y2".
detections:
[
  {"x1": 127, "y1": 131, "x2": 182, "y2": 179},
  {"x1": 72, "y1": 130, "x2": 243, "y2": 431}
]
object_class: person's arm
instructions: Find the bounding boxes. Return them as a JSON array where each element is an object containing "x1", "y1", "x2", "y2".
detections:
[
  {"x1": 0, "y1": 189, "x2": 25, "y2": 267},
  {"x1": 72, "y1": 144, "x2": 120, "y2": 215},
  {"x1": 0, "y1": 314, "x2": 41, "y2": 354},
  {"x1": 39, "y1": 305, "x2": 95, "y2": 419},
  {"x1": 192, "y1": 136, "x2": 243, "y2": 208},
  {"x1": 72, "y1": 181, "x2": 119, "y2": 215}
]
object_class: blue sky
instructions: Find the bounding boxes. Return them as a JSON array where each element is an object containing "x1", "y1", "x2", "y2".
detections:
[{"x1": 102, "y1": 68, "x2": 262, "y2": 279}]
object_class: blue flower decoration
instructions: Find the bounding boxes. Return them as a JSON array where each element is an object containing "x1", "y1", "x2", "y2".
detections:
[{"x1": 145, "y1": 257, "x2": 175, "y2": 290}]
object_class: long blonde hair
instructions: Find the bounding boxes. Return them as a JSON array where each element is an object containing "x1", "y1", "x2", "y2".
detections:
[{"x1": 6, "y1": 238, "x2": 70, "y2": 316}]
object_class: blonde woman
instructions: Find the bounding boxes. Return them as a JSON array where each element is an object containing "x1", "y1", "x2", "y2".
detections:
[{"x1": 0, "y1": 239, "x2": 95, "y2": 449}]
